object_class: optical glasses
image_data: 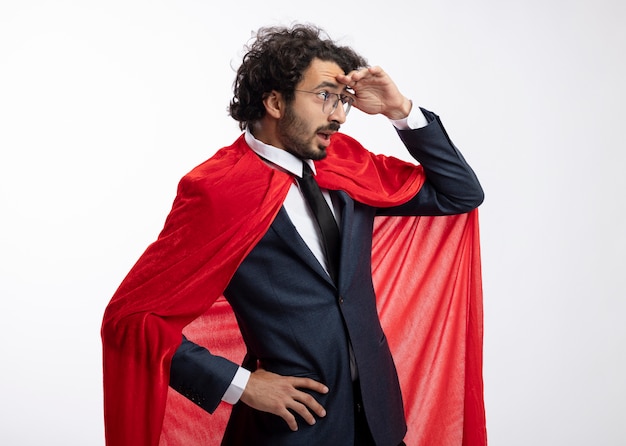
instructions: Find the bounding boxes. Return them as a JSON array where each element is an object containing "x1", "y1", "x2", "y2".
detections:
[{"x1": 294, "y1": 90, "x2": 355, "y2": 115}]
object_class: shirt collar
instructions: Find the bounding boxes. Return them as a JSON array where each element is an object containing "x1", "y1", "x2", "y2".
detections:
[{"x1": 244, "y1": 128, "x2": 316, "y2": 178}]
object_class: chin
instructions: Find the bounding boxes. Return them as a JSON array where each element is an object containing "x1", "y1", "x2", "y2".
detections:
[{"x1": 310, "y1": 148, "x2": 327, "y2": 161}]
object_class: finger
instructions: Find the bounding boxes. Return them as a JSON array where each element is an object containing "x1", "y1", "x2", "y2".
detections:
[
  {"x1": 295, "y1": 391, "x2": 327, "y2": 419},
  {"x1": 351, "y1": 66, "x2": 380, "y2": 83},
  {"x1": 366, "y1": 65, "x2": 384, "y2": 76},
  {"x1": 336, "y1": 73, "x2": 355, "y2": 88},
  {"x1": 277, "y1": 407, "x2": 299, "y2": 431},
  {"x1": 287, "y1": 400, "x2": 318, "y2": 426},
  {"x1": 290, "y1": 377, "x2": 329, "y2": 394},
  {"x1": 337, "y1": 67, "x2": 368, "y2": 86},
  {"x1": 340, "y1": 68, "x2": 361, "y2": 79}
]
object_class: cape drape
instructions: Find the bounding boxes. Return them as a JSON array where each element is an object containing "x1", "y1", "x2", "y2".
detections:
[{"x1": 101, "y1": 132, "x2": 486, "y2": 446}]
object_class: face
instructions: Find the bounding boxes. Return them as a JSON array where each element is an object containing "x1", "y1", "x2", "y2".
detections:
[{"x1": 276, "y1": 59, "x2": 351, "y2": 160}]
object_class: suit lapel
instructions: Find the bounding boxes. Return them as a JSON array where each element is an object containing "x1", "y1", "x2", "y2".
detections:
[
  {"x1": 270, "y1": 193, "x2": 358, "y2": 290},
  {"x1": 334, "y1": 191, "x2": 356, "y2": 292},
  {"x1": 270, "y1": 207, "x2": 335, "y2": 286}
]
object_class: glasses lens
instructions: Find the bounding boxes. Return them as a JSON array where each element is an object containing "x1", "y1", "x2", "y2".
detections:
[
  {"x1": 321, "y1": 94, "x2": 334, "y2": 114},
  {"x1": 322, "y1": 94, "x2": 352, "y2": 115},
  {"x1": 342, "y1": 99, "x2": 352, "y2": 116}
]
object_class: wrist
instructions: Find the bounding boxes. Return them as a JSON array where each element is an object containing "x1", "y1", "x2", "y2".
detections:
[{"x1": 384, "y1": 97, "x2": 412, "y2": 120}]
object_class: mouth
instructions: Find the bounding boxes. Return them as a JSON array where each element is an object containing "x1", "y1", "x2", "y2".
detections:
[
  {"x1": 316, "y1": 131, "x2": 334, "y2": 148},
  {"x1": 315, "y1": 123, "x2": 340, "y2": 149}
]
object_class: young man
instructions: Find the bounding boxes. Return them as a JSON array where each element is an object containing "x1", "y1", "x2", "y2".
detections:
[{"x1": 102, "y1": 24, "x2": 486, "y2": 446}]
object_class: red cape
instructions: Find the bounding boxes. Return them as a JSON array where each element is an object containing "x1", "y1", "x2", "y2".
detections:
[{"x1": 101, "y1": 133, "x2": 486, "y2": 446}]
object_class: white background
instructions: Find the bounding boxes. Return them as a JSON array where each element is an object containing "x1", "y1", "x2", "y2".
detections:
[{"x1": 1, "y1": 1, "x2": 625, "y2": 445}]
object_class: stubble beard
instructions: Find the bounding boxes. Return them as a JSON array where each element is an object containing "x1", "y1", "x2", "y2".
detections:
[{"x1": 277, "y1": 104, "x2": 339, "y2": 161}]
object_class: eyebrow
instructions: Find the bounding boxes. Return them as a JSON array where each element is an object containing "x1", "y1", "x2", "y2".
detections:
[{"x1": 312, "y1": 80, "x2": 350, "y2": 92}]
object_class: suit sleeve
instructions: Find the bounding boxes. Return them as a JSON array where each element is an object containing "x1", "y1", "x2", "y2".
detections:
[
  {"x1": 169, "y1": 336, "x2": 240, "y2": 413},
  {"x1": 377, "y1": 108, "x2": 484, "y2": 216}
]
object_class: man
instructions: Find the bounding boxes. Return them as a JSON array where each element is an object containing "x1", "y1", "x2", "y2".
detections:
[{"x1": 102, "y1": 24, "x2": 486, "y2": 446}]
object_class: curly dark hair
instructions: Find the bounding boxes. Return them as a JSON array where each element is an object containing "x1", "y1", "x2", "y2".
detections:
[{"x1": 229, "y1": 24, "x2": 368, "y2": 130}]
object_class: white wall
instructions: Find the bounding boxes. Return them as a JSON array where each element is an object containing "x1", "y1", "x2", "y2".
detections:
[{"x1": 1, "y1": 1, "x2": 624, "y2": 444}]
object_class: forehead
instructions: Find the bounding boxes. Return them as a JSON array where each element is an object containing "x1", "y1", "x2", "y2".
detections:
[{"x1": 298, "y1": 58, "x2": 346, "y2": 90}]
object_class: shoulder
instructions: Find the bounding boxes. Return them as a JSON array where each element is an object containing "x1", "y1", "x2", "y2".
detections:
[
  {"x1": 182, "y1": 134, "x2": 250, "y2": 186},
  {"x1": 326, "y1": 133, "x2": 367, "y2": 159}
]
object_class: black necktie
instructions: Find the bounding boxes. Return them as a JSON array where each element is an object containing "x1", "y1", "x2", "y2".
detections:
[{"x1": 297, "y1": 163, "x2": 341, "y2": 283}]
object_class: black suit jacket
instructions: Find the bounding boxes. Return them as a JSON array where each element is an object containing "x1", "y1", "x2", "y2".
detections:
[{"x1": 170, "y1": 110, "x2": 484, "y2": 446}]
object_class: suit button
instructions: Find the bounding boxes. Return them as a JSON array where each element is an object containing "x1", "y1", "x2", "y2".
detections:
[{"x1": 338, "y1": 296, "x2": 344, "y2": 304}]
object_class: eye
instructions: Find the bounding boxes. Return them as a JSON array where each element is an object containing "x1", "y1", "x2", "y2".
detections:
[{"x1": 317, "y1": 91, "x2": 331, "y2": 101}]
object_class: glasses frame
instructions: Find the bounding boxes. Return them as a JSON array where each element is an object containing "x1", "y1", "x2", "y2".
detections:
[{"x1": 294, "y1": 89, "x2": 355, "y2": 116}]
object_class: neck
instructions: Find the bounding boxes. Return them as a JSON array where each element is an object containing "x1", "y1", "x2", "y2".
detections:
[{"x1": 251, "y1": 119, "x2": 283, "y2": 150}]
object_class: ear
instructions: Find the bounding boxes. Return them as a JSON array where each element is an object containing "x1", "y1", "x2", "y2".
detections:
[{"x1": 263, "y1": 91, "x2": 284, "y2": 119}]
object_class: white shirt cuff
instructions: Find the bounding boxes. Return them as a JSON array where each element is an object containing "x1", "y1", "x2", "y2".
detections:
[
  {"x1": 221, "y1": 366, "x2": 251, "y2": 404},
  {"x1": 390, "y1": 102, "x2": 428, "y2": 130}
]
